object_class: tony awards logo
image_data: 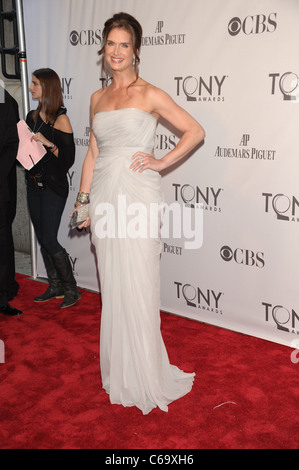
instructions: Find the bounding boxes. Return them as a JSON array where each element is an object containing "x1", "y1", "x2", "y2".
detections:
[
  {"x1": 262, "y1": 193, "x2": 299, "y2": 222},
  {"x1": 269, "y1": 72, "x2": 299, "y2": 102}
]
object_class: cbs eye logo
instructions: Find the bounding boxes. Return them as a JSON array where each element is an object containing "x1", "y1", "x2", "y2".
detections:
[
  {"x1": 69, "y1": 29, "x2": 101, "y2": 46},
  {"x1": 228, "y1": 13, "x2": 277, "y2": 36},
  {"x1": 220, "y1": 246, "x2": 233, "y2": 261},
  {"x1": 220, "y1": 245, "x2": 265, "y2": 268},
  {"x1": 69, "y1": 30, "x2": 80, "y2": 46}
]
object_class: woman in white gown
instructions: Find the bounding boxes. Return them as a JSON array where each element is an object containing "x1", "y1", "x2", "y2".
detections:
[{"x1": 76, "y1": 12, "x2": 205, "y2": 414}]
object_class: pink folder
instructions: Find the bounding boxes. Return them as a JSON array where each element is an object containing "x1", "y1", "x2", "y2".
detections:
[{"x1": 17, "y1": 120, "x2": 47, "y2": 170}]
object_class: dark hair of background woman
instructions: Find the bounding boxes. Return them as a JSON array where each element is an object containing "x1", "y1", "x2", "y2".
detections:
[{"x1": 31, "y1": 68, "x2": 64, "y2": 125}]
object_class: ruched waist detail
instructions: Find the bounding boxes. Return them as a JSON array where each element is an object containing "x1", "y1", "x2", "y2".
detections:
[
  {"x1": 98, "y1": 146, "x2": 153, "y2": 159},
  {"x1": 92, "y1": 145, "x2": 161, "y2": 189},
  {"x1": 94, "y1": 146, "x2": 157, "y2": 175}
]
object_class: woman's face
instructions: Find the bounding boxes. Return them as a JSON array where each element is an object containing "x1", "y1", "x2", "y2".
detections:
[
  {"x1": 105, "y1": 27, "x2": 134, "y2": 72},
  {"x1": 29, "y1": 75, "x2": 43, "y2": 101}
]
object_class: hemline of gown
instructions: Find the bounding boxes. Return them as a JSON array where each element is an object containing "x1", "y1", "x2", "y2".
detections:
[{"x1": 103, "y1": 369, "x2": 195, "y2": 415}]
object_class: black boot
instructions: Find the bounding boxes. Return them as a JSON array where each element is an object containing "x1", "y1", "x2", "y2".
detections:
[
  {"x1": 34, "y1": 247, "x2": 65, "y2": 302},
  {"x1": 50, "y1": 249, "x2": 81, "y2": 309}
]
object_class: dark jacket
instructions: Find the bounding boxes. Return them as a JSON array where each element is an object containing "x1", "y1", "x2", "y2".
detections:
[
  {"x1": 26, "y1": 108, "x2": 75, "y2": 198},
  {"x1": 0, "y1": 87, "x2": 19, "y2": 203}
]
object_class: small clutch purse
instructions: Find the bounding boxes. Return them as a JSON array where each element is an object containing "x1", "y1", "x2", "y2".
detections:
[{"x1": 70, "y1": 204, "x2": 89, "y2": 229}]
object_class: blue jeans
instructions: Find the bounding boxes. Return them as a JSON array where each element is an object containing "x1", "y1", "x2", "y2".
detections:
[{"x1": 27, "y1": 178, "x2": 66, "y2": 255}]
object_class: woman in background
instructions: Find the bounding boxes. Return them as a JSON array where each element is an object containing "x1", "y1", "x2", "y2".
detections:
[{"x1": 26, "y1": 68, "x2": 80, "y2": 309}]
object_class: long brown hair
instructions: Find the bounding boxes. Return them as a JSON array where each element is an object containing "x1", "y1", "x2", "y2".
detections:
[
  {"x1": 98, "y1": 12, "x2": 142, "y2": 85},
  {"x1": 32, "y1": 68, "x2": 64, "y2": 125}
]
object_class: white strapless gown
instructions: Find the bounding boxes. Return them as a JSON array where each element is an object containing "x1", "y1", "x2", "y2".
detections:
[{"x1": 90, "y1": 108, "x2": 195, "y2": 414}]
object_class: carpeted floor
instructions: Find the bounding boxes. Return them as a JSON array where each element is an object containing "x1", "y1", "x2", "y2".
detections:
[{"x1": 0, "y1": 273, "x2": 298, "y2": 449}]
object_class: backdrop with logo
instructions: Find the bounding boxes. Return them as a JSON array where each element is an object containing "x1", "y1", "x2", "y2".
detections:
[{"x1": 22, "y1": 0, "x2": 299, "y2": 348}]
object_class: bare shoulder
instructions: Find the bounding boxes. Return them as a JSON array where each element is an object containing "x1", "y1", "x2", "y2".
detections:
[
  {"x1": 145, "y1": 83, "x2": 175, "y2": 108},
  {"x1": 90, "y1": 88, "x2": 105, "y2": 113},
  {"x1": 54, "y1": 113, "x2": 73, "y2": 133},
  {"x1": 91, "y1": 88, "x2": 104, "y2": 103},
  {"x1": 145, "y1": 82, "x2": 167, "y2": 97},
  {"x1": 136, "y1": 80, "x2": 172, "y2": 117},
  {"x1": 143, "y1": 81, "x2": 203, "y2": 134}
]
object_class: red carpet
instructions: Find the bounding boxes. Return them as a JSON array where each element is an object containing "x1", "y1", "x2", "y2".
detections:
[{"x1": 0, "y1": 273, "x2": 298, "y2": 449}]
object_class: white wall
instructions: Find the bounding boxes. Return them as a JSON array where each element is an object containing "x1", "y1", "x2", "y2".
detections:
[{"x1": 23, "y1": 0, "x2": 299, "y2": 347}]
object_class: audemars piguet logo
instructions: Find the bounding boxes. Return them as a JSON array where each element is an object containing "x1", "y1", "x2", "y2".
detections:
[
  {"x1": 215, "y1": 134, "x2": 276, "y2": 161},
  {"x1": 74, "y1": 125, "x2": 90, "y2": 147},
  {"x1": 142, "y1": 21, "x2": 186, "y2": 46}
]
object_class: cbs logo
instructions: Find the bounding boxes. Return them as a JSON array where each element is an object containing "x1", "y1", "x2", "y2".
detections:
[
  {"x1": 220, "y1": 245, "x2": 265, "y2": 268},
  {"x1": 228, "y1": 13, "x2": 277, "y2": 36}
]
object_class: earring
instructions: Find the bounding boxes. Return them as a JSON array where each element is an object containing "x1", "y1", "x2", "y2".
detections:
[{"x1": 133, "y1": 56, "x2": 136, "y2": 66}]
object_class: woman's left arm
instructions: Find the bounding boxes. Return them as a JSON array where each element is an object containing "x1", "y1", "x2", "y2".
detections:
[{"x1": 131, "y1": 87, "x2": 205, "y2": 173}]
